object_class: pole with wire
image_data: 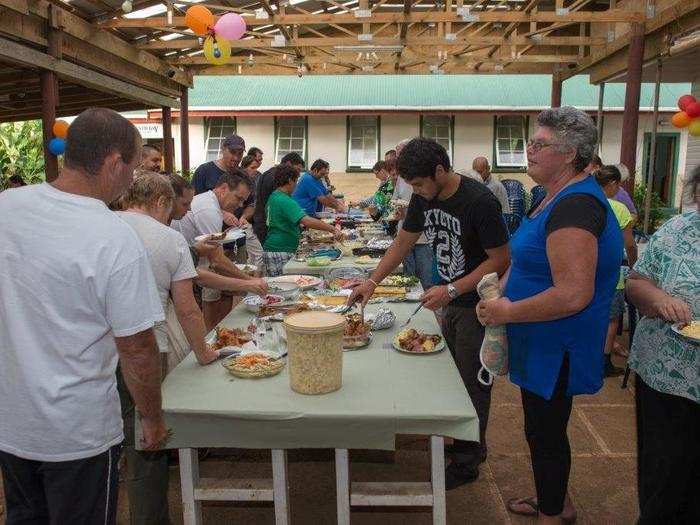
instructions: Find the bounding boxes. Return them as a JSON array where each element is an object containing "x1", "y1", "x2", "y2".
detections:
[{"x1": 643, "y1": 58, "x2": 662, "y2": 234}]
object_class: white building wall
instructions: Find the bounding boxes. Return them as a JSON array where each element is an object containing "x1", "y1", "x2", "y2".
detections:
[
  {"x1": 235, "y1": 116, "x2": 275, "y2": 172},
  {"x1": 307, "y1": 115, "x2": 346, "y2": 170},
  {"x1": 174, "y1": 111, "x2": 689, "y2": 207},
  {"x1": 381, "y1": 114, "x2": 419, "y2": 156}
]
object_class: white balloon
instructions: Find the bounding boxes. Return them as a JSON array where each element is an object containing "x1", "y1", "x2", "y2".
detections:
[{"x1": 122, "y1": 1, "x2": 133, "y2": 13}]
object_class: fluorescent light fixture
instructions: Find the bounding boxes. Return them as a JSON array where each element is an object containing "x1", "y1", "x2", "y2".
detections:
[
  {"x1": 355, "y1": 9, "x2": 371, "y2": 17},
  {"x1": 555, "y1": 7, "x2": 569, "y2": 15},
  {"x1": 358, "y1": 33, "x2": 373, "y2": 41},
  {"x1": 445, "y1": 33, "x2": 457, "y2": 41},
  {"x1": 334, "y1": 45, "x2": 404, "y2": 52}
]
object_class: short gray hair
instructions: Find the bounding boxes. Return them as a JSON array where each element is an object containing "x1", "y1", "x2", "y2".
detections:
[
  {"x1": 395, "y1": 139, "x2": 411, "y2": 156},
  {"x1": 536, "y1": 106, "x2": 598, "y2": 172}
]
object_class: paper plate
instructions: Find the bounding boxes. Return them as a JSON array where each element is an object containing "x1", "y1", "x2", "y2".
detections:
[
  {"x1": 671, "y1": 321, "x2": 700, "y2": 343},
  {"x1": 194, "y1": 228, "x2": 245, "y2": 245},
  {"x1": 392, "y1": 330, "x2": 446, "y2": 355}
]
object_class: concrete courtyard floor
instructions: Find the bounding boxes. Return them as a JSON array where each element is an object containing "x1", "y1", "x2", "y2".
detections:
[{"x1": 0, "y1": 353, "x2": 636, "y2": 525}]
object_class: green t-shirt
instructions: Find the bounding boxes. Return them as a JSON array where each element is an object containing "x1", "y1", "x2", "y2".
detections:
[
  {"x1": 608, "y1": 198, "x2": 632, "y2": 290},
  {"x1": 264, "y1": 190, "x2": 307, "y2": 253}
]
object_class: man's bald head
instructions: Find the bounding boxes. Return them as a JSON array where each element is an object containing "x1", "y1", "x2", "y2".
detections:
[
  {"x1": 472, "y1": 157, "x2": 490, "y2": 181},
  {"x1": 395, "y1": 139, "x2": 411, "y2": 157}
]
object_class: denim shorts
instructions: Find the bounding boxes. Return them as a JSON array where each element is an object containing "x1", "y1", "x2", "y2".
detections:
[{"x1": 609, "y1": 289, "x2": 625, "y2": 319}]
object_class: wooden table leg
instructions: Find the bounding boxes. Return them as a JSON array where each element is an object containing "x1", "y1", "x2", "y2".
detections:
[
  {"x1": 430, "y1": 436, "x2": 446, "y2": 525},
  {"x1": 271, "y1": 449, "x2": 290, "y2": 525},
  {"x1": 179, "y1": 448, "x2": 202, "y2": 525},
  {"x1": 335, "y1": 449, "x2": 350, "y2": 525}
]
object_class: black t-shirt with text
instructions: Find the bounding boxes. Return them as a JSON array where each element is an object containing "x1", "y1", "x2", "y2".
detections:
[{"x1": 403, "y1": 176, "x2": 509, "y2": 307}]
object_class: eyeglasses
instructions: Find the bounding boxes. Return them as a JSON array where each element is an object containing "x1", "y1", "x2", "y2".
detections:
[{"x1": 526, "y1": 139, "x2": 563, "y2": 153}]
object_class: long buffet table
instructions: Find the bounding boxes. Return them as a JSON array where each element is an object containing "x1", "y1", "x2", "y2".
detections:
[{"x1": 160, "y1": 296, "x2": 478, "y2": 524}]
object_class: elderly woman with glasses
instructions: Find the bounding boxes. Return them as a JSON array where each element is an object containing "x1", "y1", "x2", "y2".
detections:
[{"x1": 477, "y1": 107, "x2": 622, "y2": 524}]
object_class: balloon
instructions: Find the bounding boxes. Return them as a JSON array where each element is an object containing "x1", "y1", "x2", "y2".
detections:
[
  {"x1": 48, "y1": 138, "x2": 65, "y2": 156},
  {"x1": 185, "y1": 5, "x2": 215, "y2": 36},
  {"x1": 671, "y1": 111, "x2": 691, "y2": 128},
  {"x1": 203, "y1": 36, "x2": 231, "y2": 66},
  {"x1": 678, "y1": 94, "x2": 696, "y2": 111},
  {"x1": 685, "y1": 101, "x2": 700, "y2": 118},
  {"x1": 214, "y1": 13, "x2": 247, "y2": 41},
  {"x1": 689, "y1": 119, "x2": 700, "y2": 137},
  {"x1": 52, "y1": 120, "x2": 69, "y2": 139}
]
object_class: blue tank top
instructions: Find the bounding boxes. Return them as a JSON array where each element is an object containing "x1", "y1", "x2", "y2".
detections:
[{"x1": 504, "y1": 176, "x2": 622, "y2": 399}]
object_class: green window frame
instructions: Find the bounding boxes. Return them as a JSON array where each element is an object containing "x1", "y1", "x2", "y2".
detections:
[
  {"x1": 346, "y1": 115, "x2": 380, "y2": 171},
  {"x1": 420, "y1": 114, "x2": 454, "y2": 161},
  {"x1": 492, "y1": 115, "x2": 529, "y2": 172},
  {"x1": 274, "y1": 116, "x2": 308, "y2": 164},
  {"x1": 204, "y1": 116, "x2": 236, "y2": 162}
]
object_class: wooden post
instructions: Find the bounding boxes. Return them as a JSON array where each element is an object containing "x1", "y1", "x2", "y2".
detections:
[
  {"x1": 551, "y1": 73, "x2": 562, "y2": 108},
  {"x1": 643, "y1": 59, "x2": 662, "y2": 234},
  {"x1": 162, "y1": 106, "x2": 174, "y2": 174},
  {"x1": 596, "y1": 83, "x2": 605, "y2": 154},
  {"x1": 619, "y1": 22, "x2": 645, "y2": 191},
  {"x1": 180, "y1": 85, "x2": 190, "y2": 175},
  {"x1": 41, "y1": 5, "x2": 63, "y2": 182}
]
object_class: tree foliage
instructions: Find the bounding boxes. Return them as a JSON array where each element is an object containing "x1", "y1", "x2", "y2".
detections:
[{"x1": 0, "y1": 120, "x2": 45, "y2": 187}]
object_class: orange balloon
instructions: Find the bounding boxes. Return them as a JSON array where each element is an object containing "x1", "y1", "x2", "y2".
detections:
[
  {"x1": 52, "y1": 120, "x2": 69, "y2": 139},
  {"x1": 671, "y1": 111, "x2": 691, "y2": 128},
  {"x1": 185, "y1": 5, "x2": 215, "y2": 36}
]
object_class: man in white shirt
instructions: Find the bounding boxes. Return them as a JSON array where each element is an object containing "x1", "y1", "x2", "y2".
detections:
[
  {"x1": 465, "y1": 157, "x2": 511, "y2": 214},
  {"x1": 0, "y1": 108, "x2": 165, "y2": 524},
  {"x1": 171, "y1": 172, "x2": 252, "y2": 329}
]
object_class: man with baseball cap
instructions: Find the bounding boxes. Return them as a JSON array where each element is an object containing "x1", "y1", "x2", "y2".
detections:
[{"x1": 192, "y1": 134, "x2": 246, "y2": 195}]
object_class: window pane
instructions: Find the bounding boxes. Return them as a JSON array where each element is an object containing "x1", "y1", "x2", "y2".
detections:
[
  {"x1": 205, "y1": 117, "x2": 236, "y2": 161},
  {"x1": 276, "y1": 117, "x2": 306, "y2": 163},
  {"x1": 291, "y1": 139, "x2": 304, "y2": 151},
  {"x1": 347, "y1": 116, "x2": 379, "y2": 168},
  {"x1": 495, "y1": 115, "x2": 526, "y2": 167}
]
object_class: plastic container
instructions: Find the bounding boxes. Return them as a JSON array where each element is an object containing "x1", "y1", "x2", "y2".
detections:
[{"x1": 284, "y1": 311, "x2": 346, "y2": 395}]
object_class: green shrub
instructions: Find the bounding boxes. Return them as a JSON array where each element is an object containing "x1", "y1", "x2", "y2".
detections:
[
  {"x1": 0, "y1": 120, "x2": 45, "y2": 187},
  {"x1": 633, "y1": 182, "x2": 665, "y2": 233}
]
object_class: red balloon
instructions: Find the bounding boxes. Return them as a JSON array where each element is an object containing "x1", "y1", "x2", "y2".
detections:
[
  {"x1": 685, "y1": 101, "x2": 700, "y2": 118},
  {"x1": 678, "y1": 94, "x2": 697, "y2": 111}
]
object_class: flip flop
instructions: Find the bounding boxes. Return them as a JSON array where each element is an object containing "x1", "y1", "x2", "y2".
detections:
[
  {"x1": 507, "y1": 496, "x2": 578, "y2": 524},
  {"x1": 507, "y1": 497, "x2": 538, "y2": 517}
]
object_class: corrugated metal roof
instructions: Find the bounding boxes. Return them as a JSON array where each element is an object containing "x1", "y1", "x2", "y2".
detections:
[{"x1": 188, "y1": 75, "x2": 690, "y2": 111}]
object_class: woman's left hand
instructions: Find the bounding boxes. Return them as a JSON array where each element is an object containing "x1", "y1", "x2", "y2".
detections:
[{"x1": 477, "y1": 298, "x2": 513, "y2": 326}]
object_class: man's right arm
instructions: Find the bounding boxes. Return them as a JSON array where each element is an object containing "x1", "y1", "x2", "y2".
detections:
[{"x1": 115, "y1": 329, "x2": 167, "y2": 450}]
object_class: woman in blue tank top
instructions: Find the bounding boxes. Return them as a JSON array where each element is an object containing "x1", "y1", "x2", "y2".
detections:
[{"x1": 477, "y1": 107, "x2": 622, "y2": 524}]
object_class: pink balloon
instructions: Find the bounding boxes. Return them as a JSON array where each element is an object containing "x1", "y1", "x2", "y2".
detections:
[{"x1": 214, "y1": 13, "x2": 246, "y2": 41}]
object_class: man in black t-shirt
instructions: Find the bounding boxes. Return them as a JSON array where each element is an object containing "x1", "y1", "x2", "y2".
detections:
[
  {"x1": 252, "y1": 152, "x2": 305, "y2": 246},
  {"x1": 192, "y1": 135, "x2": 246, "y2": 195},
  {"x1": 349, "y1": 138, "x2": 510, "y2": 489}
]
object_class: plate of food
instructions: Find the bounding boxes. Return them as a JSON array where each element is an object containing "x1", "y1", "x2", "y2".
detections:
[
  {"x1": 235, "y1": 263, "x2": 258, "y2": 276},
  {"x1": 222, "y1": 352, "x2": 285, "y2": 379},
  {"x1": 343, "y1": 313, "x2": 372, "y2": 349},
  {"x1": 671, "y1": 320, "x2": 700, "y2": 343},
  {"x1": 307, "y1": 256, "x2": 332, "y2": 267},
  {"x1": 355, "y1": 255, "x2": 381, "y2": 265},
  {"x1": 207, "y1": 326, "x2": 255, "y2": 350},
  {"x1": 303, "y1": 294, "x2": 350, "y2": 309},
  {"x1": 328, "y1": 277, "x2": 365, "y2": 290},
  {"x1": 194, "y1": 228, "x2": 245, "y2": 245},
  {"x1": 371, "y1": 286, "x2": 407, "y2": 299},
  {"x1": 258, "y1": 302, "x2": 311, "y2": 320},
  {"x1": 243, "y1": 294, "x2": 285, "y2": 313},
  {"x1": 392, "y1": 328, "x2": 445, "y2": 354},
  {"x1": 381, "y1": 275, "x2": 419, "y2": 287},
  {"x1": 268, "y1": 274, "x2": 322, "y2": 291}
]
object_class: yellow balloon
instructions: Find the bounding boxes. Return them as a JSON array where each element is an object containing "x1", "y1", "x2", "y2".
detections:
[
  {"x1": 689, "y1": 118, "x2": 700, "y2": 137},
  {"x1": 203, "y1": 36, "x2": 231, "y2": 66}
]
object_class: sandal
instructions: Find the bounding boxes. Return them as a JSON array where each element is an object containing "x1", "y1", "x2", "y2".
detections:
[
  {"x1": 507, "y1": 496, "x2": 577, "y2": 524},
  {"x1": 613, "y1": 343, "x2": 629, "y2": 358}
]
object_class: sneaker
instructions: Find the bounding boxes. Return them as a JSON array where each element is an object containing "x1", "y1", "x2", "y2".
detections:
[{"x1": 445, "y1": 463, "x2": 479, "y2": 490}]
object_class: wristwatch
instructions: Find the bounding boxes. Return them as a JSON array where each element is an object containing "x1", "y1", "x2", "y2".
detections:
[{"x1": 447, "y1": 283, "x2": 459, "y2": 299}]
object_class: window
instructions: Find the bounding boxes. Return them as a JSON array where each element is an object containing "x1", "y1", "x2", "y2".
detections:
[
  {"x1": 421, "y1": 115, "x2": 453, "y2": 160},
  {"x1": 204, "y1": 117, "x2": 236, "y2": 162},
  {"x1": 494, "y1": 115, "x2": 528, "y2": 170},
  {"x1": 275, "y1": 116, "x2": 307, "y2": 163},
  {"x1": 347, "y1": 116, "x2": 379, "y2": 170}
]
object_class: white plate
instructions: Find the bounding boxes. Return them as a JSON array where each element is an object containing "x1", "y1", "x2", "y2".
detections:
[
  {"x1": 268, "y1": 274, "x2": 322, "y2": 291},
  {"x1": 671, "y1": 322, "x2": 700, "y2": 343},
  {"x1": 242, "y1": 294, "x2": 286, "y2": 313},
  {"x1": 392, "y1": 331, "x2": 446, "y2": 355},
  {"x1": 194, "y1": 228, "x2": 245, "y2": 245}
]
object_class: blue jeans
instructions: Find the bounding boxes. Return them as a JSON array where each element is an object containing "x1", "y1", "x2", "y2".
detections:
[{"x1": 403, "y1": 243, "x2": 434, "y2": 290}]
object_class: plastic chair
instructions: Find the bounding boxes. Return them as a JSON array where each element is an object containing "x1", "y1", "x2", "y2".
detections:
[
  {"x1": 530, "y1": 185, "x2": 547, "y2": 210},
  {"x1": 501, "y1": 179, "x2": 526, "y2": 217},
  {"x1": 503, "y1": 213, "x2": 522, "y2": 236}
]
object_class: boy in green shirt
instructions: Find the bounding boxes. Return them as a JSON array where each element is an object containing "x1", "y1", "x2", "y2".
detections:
[{"x1": 263, "y1": 165, "x2": 343, "y2": 276}]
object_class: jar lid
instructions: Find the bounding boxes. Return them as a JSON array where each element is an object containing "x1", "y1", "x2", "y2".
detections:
[{"x1": 284, "y1": 311, "x2": 346, "y2": 332}]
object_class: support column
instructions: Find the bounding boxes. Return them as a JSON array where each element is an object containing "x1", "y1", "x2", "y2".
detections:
[
  {"x1": 180, "y1": 85, "x2": 190, "y2": 175},
  {"x1": 551, "y1": 72, "x2": 562, "y2": 108},
  {"x1": 596, "y1": 83, "x2": 605, "y2": 153},
  {"x1": 41, "y1": 5, "x2": 62, "y2": 182},
  {"x1": 162, "y1": 106, "x2": 174, "y2": 174},
  {"x1": 619, "y1": 22, "x2": 645, "y2": 191}
]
